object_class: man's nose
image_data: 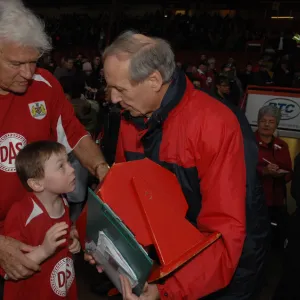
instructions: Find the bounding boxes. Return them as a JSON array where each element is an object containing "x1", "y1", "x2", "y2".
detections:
[
  {"x1": 19, "y1": 63, "x2": 34, "y2": 80},
  {"x1": 110, "y1": 89, "x2": 122, "y2": 104}
]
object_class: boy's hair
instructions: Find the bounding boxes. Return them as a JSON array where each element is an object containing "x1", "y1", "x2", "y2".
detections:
[{"x1": 16, "y1": 141, "x2": 66, "y2": 192}]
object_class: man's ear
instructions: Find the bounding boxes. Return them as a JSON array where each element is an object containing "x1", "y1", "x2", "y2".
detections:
[
  {"x1": 147, "y1": 70, "x2": 163, "y2": 92},
  {"x1": 27, "y1": 178, "x2": 44, "y2": 193}
]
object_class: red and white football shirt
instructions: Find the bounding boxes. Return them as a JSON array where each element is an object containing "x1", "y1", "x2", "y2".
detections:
[
  {"x1": 4, "y1": 194, "x2": 77, "y2": 300},
  {"x1": 0, "y1": 68, "x2": 87, "y2": 233}
]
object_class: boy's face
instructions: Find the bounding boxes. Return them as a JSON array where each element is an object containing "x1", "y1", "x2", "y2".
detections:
[{"x1": 41, "y1": 151, "x2": 75, "y2": 194}]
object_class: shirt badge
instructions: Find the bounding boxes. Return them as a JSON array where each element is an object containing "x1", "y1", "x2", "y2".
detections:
[{"x1": 28, "y1": 101, "x2": 47, "y2": 120}]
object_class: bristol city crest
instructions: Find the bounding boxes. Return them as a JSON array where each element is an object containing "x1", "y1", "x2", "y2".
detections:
[{"x1": 28, "y1": 101, "x2": 47, "y2": 120}]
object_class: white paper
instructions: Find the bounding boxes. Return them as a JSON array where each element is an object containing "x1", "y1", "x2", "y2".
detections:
[{"x1": 85, "y1": 231, "x2": 138, "y2": 293}]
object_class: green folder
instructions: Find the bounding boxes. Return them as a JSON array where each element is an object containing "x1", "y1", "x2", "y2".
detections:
[{"x1": 85, "y1": 188, "x2": 153, "y2": 296}]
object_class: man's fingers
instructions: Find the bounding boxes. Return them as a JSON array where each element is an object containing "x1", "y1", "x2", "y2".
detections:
[
  {"x1": 120, "y1": 275, "x2": 135, "y2": 299},
  {"x1": 6, "y1": 271, "x2": 17, "y2": 281},
  {"x1": 120, "y1": 275, "x2": 126, "y2": 297},
  {"x1": 84, "y1": 253, "x2": 95, "y2": 263},
  {"x1": 142, "y1": 282, "x2": 149, "y2": 293},
  {"x1": 16, "y1": 264, "x2": 34, "y2": 278},
  {"x1": 84, "y1": 253, "x2": 93, "y2": 260},
  {"x1": 20, "y1": 243, "x2": 36, "y2": 253},
  {"x1": 96, "y1": 265, "x2": 103, "y2": 273}
]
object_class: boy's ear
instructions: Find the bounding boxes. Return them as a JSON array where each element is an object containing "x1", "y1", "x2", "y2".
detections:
[{"x1": 27, "y1": 178, "x2": 44, "y2": 193}]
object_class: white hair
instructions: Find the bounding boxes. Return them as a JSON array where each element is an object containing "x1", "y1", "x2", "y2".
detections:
[
  {"x1": 258, "y1": 105, "x2": 282, "y2": 125},
  {"x1": 103, "y1": 30, "x2": 176, "y2": 84},
  {"x1": 0, "y1": 0, "x2": 52, "y2": 54}
]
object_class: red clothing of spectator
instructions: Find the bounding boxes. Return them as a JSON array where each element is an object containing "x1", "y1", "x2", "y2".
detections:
[
  {"x1": 194, "y1": 70, "x2": 209, "y2": 91},
  {"x1": 256, "y1": 131, "x2": 292, "y2": 206}
]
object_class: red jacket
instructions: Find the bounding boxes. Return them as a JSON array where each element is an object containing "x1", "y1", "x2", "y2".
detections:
[
  {"x1": 193, "y1": 70, "x2": 210, "y2": 91},
  {"x1": 115, "y1": 72, "x2": 246, "y2": 299},
  {"x1": 206, "y1": 69, "x2": 216, "y2": 89},
  {"x1": 256, "y1": 131, "x2": 292, "y2": 206}
]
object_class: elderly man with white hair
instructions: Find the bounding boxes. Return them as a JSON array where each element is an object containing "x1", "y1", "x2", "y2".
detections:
[{"x1": 0, "y1": 0, "x2": 109, "y2": 295}]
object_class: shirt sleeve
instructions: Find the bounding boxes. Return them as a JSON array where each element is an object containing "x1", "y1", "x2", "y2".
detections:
[
  {"x1": 45, "y1": 70, "x2": 88, "y2": 153},
  {"x1": 158, "y1": 113, "x2": 246, "y2": 299}
]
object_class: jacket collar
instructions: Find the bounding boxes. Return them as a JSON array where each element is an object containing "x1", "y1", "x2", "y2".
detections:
[{"x1": 255, "y1": 130, "x2": 284, "y2": 150}]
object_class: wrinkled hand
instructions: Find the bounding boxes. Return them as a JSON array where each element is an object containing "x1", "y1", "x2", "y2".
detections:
[
  {"x1": 41, "y1": 222, "x2": 68, "y2": 257},
  {"x1": 69, "y1": 227, "x2": 81, "y2": 254},
  {"x1": 0, "y1": 236, "x2": 40, "y2": 281},
  {"x1": 120, "y1": 275, "x2": 160, "y2": 300}
]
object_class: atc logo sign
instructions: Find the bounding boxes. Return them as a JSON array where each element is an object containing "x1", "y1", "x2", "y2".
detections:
[
  {"x1": 50, "y1": 257, "x2": 75, "y2": 297},
  {"x1": 0, "y1": 133, "x2": 26, "y2": 172},
  {"x1": 264, "y1": 98, "x2": 300, "y2": 120}
]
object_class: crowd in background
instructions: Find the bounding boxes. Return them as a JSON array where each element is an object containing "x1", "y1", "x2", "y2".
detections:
[{"x1": 39, "y1": 12, "x2": 298, "y2": 51}]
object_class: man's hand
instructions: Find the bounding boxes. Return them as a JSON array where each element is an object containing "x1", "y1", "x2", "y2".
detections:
[
  {"x1": 84, "y1": 253, "x2": 96, "y2": 265},
  {"x1": 120, "y1": 275, "x2": 160, "y2": 300},
  {"x1": 83, "y1": 253, "x2": 104, "y2": 273},
  {"x1": 0, "y1": 236, "x2": 40, "y2": 281},
  {"x1": 41, "y1": 222, "x2": 68, "y2": 258},
  {"x1": 69, "y1": 226, "x2": 81, "y2": 254}
]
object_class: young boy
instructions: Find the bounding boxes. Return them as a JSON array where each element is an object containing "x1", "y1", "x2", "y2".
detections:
[{"x1": 3, "y1": 141, "x2": 81, "y2": 299}]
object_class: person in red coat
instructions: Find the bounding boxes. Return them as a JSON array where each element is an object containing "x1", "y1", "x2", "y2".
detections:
[
  {"x1": 256, "y1": 105, "x2": 292, "y2": 247},
  {"x1": 193, "y1": 61, "x2": 210, "y2": 91}
]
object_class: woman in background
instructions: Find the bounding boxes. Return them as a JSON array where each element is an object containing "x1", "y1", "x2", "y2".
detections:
[{"x1": 256, "y1": 106, "x2": 292, "y2": 249}]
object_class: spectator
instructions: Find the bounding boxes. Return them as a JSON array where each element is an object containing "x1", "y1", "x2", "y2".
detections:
[
  {"x1": 193, "y1": 61, "x2": 210, "y2": 91},
  {"x1": 239, "y1": 63, "x2": 254, "y2": 90},
  {"x1": 256, "y1": 106, "x2": 292, "y2": 249},
  {"x1": 253, "y1": 63, "x2": 273, "y2": 86},
  {"x1": 273, "y1": 59, "x2": 294, "y2": 87},
  {"x1": 220, "y1": 63, "x2": 244, "y2": 106},
  {"x1": 54, "y1": 56, "x2": 75, "y2": 80}
]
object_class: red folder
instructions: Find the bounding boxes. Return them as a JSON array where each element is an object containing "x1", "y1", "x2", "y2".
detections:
[{"x1": 94, "y1": 158, "x2": 221, "y2": 280}]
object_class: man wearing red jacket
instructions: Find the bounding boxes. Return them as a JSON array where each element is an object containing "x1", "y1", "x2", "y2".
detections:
[{"x1": 98, "y1": 30, "x2": 247, "y2": 299}]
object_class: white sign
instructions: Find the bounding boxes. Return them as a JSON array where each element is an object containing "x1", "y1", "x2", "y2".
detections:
[{"x1": 245, "y1": 93, "x2": 300, "y2": 138}]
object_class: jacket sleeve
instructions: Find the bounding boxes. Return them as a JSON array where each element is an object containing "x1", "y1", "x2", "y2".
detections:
[{"x1": 158, "y1": 114, "x2": 246, "y2": 299}]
